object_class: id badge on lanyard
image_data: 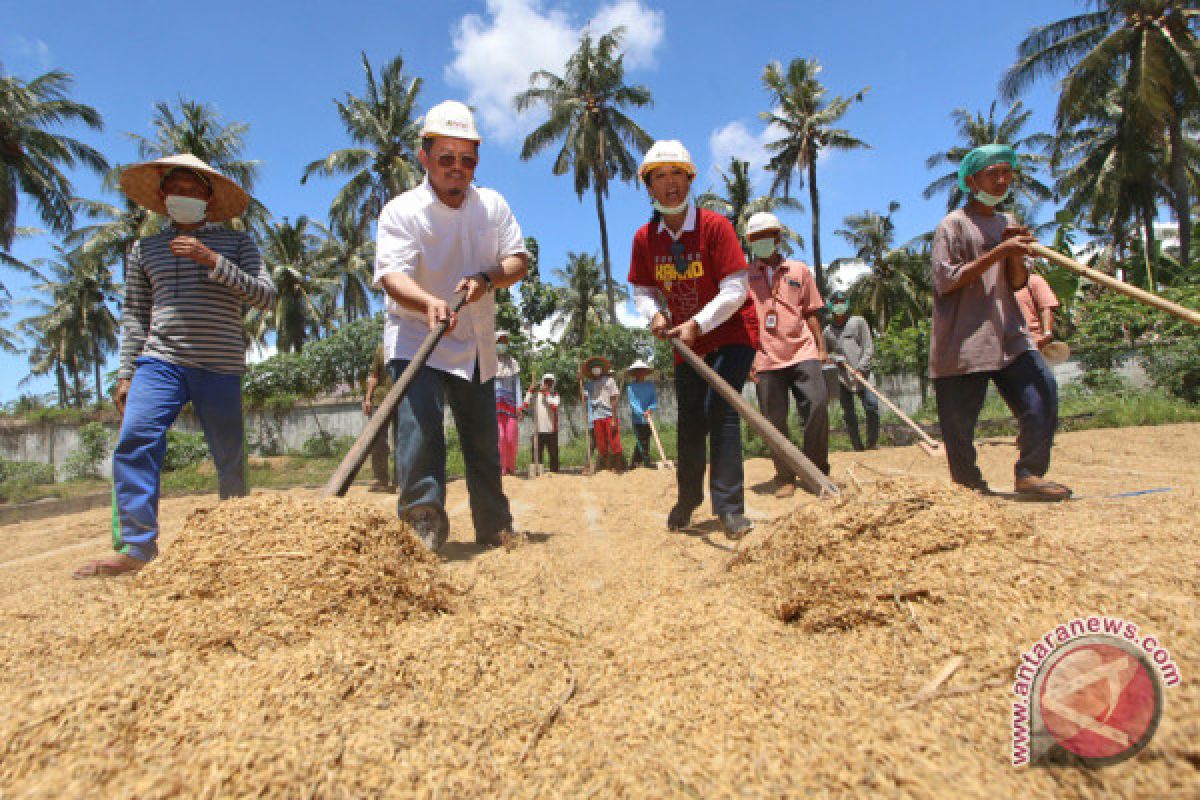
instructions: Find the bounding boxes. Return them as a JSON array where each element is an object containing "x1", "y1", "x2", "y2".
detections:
[{"x1": 764, "y1": 311, "x2": 779, "y2": 331}]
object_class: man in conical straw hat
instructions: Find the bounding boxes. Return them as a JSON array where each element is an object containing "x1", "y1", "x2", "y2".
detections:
[{"x1": 72, "y1": 154, "x2": 277, "y2": 578}]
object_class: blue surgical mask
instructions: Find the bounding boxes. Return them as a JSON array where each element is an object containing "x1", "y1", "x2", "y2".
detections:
[
  {"x1": 973, "y1": 188, "x2": 1010, "y2": 207},
  {"x1": 749, "y1": 239, "x2": 777, "y2": 260},
  {"x1": 652, "y1": 198, "x2": 689, "y2": 216}
]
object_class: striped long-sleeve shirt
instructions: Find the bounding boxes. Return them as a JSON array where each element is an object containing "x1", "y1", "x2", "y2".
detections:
[{"x1": 118, "y1": 225, "x2": 277, "y2": 379}]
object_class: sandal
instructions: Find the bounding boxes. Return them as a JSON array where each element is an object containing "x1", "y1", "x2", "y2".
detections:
[
  {"x1": 71, "y1": 554, "x2": 146, "y2": 580},
  {"x1": 1014, "y1": 476, "x2": 1073, "y2": 502}
]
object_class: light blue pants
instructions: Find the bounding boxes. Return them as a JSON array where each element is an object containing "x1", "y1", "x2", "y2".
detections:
[{"x1": 112, "y1": 357, "x2": 247, "y2": 561}]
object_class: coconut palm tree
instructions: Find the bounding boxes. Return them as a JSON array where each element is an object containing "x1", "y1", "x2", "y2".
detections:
[
  {"x1": 312, "y1": 211, "x2": 376, "y2": 323},
  {"x1": 0, "y1": 226, "x2": 45, "y2": 295},
  {"x1": 262, "y1": 216, "x2": 338, "y2": 353},
  {"x1": 67, "y1": 169, "x2": 163, "y2": 282},
  {"x1": 696, "y1": 156, "x2": 804, "y2": 257},
  {"x1": 923, "y1": 101, "x2": 1055, "y2": 211},
  {"x1": 515, "y1": 27, "x2": 654, "y2": 321},
  {"x1": 129, "y1": 97, "x2": 266, "y2": 232},
  {"x1": 835, "y1": 202, "x2": 927, "y2": 331},
  {"x1": 552, "y1": 251, "x2": 626, "y2": 347},
  {"x1": 0, "y1": 296, "x2": 19, "y2": 355},
  {"x1": 0, "y1": 61, "x2": 108, "y2": 250},
  {"x1": 760, "y1": 58, "x2": 869, "y2": 288},
  {"x1": 1052, "y1": 94, "x2": 1164, "y2": 287},
  {"x1": 302, "y1": 52, "x2": 424, "y2": 227},
  {"x1": 20, "y1": 245, "x2": 118, "y2": 407},
  {"x1": 1001, "y1": 0, "x2": 1200, "y2": 268}
]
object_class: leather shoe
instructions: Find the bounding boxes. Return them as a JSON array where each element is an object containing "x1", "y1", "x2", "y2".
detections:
[
  {"x1": 719, "y1": 512, "x2": 755, "y2": 541},
  {"x1": 667, "y1": 503, "x2": 697, "y2": 531}
]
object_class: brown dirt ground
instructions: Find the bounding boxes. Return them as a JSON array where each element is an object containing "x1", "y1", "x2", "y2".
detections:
[{"x1": 1, "y1": 424, "x2": 1197, "y2": 798}]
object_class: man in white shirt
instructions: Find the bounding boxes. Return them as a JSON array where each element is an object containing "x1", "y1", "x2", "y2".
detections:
[{"x1": 373, "y1": 100, "x2": 529, "y2": 550}]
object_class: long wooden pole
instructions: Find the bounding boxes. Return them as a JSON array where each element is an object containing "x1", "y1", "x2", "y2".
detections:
[
  {"x1": 671, "y1": 339, "x2": 839, "y2": 497},
  {"x1": 321, "y1": 295, "x2": 466, "y2": 498},
  {"x1": 1030, "y1": 243, "x2": 1200, "y2": 327},
  {"x1": 578, "y1": 372, "x2": 595, "y2": 475},
  {"x1": 840, "y1": 362, "x2": 940, "y2": 458},
  {"x1": 644, "y1": 409, "x2": 673, "y2": 469}
]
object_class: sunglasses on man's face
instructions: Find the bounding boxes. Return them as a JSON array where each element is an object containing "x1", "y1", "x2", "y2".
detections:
[{"x1": 435, "y1": 153, "x2": 478, "y2": 170}]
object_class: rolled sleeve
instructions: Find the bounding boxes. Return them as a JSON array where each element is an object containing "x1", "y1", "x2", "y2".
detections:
[{"x1": 493, "y1": 197, "x2": 527, "y2": 260}]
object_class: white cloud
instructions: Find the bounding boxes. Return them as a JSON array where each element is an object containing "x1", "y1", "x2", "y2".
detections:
[
  {"x1": 706, "y1": 118, "x2": 786, "y2": 195},
  {"x1": 3, "y1": 36, "x2": 52, "y2": 73},
  {"x1": 616, "y1": 297, "x2": 651, "y2": 328},
  {"x1": 446, "y1": 0, "x2": 665, "y2": 146}
]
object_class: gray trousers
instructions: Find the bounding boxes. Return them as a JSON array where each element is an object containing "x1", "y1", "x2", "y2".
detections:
[{"x1": 754, "y1": 359, "x2": 830, "y2": 479}]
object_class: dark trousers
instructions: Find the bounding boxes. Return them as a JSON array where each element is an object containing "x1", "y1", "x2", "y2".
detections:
[
  {"x1": 389, "y1": 359, "x2": 512, "y2": 541},
  {"x1": 839, "y1": 380, "x2": 880, "y2": 451},
  {"x1": 933, "y1": 350, "x2": 1058, "y2": 489},
  {"x1": 369, "y1": 413, "x2": 396, "y2": 484},
  {"x1": 754, "y1": 359, "x2": 830, "y2": 478},
  {"x1": 675, "y1": 344, "x2": 755, "y2": 515},
  {"x1": 630, "y1": 422, "x2": 653, "y2": 467},
  {"x1": 536, "y1": 431, "x2": 559, "y2": 472}
]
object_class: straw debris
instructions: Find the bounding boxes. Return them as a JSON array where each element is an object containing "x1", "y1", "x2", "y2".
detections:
[
  {"x1": 729, "y1": 478, "x2": 1031, "y2": 630},
  {"x1": 109, "y1": 493, "x2": 454, "y2": 653}
]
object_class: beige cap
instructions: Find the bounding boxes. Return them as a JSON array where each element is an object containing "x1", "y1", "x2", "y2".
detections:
[{"x1": 745, "y1": 212, "x2": 783, "y2": 237}]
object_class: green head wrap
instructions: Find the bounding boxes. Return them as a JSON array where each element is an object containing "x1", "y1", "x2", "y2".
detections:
[{"x1": 957, "y1": 144, "x2": 1018, "y2": 193}]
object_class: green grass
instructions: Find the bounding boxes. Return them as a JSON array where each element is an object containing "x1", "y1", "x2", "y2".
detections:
[{"x1": 7, "y1": 386, "x2": 1199, "y2": 503}]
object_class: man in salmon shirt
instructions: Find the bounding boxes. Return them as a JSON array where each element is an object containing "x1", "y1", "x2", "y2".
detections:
[
  {"x1": 1014, "y1": 270, "x2": 1060, "y2": 349},
  {"x1": 744, "y1": 212, "x2": 830, "y2": 498},
  {"x1": 627, "y1": 140, "x2": 760, "y2": 539}
]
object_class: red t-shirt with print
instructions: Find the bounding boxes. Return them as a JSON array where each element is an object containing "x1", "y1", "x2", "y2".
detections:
[{"x1": 627, "y1": 208, "x2": 759, "y2": 360}]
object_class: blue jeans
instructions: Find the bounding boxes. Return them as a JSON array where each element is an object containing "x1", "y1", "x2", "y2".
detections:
[
  {"x1": 674, "y1": 344, "x2": 755, "y2": 515},
  {"x1": 390, "y1": 360, "x2": 512, "y2": 541},
  {"x1": 113, "y1": 357, "x2": 247, "y2": 561},
  {"x1": 933, "y1": 350, "x2": 1058, "y2": 488}
]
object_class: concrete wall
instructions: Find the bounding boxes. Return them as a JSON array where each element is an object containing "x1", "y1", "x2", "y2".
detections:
[{"x1": 0, "y1": 355, "x2": 1153, "y2": 472}]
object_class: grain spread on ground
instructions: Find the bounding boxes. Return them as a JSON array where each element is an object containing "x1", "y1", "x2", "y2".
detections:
[{"x1": 1, "y1": 425, "x2": 1197, "y2": 797}]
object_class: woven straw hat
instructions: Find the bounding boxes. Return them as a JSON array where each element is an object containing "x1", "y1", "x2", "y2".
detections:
[
  {"x1": 582, "y1": 356, "x2": 612, "y2": 375},
  {"x1": 118, "y1": 153, "x2": 250, "y2": 222}
]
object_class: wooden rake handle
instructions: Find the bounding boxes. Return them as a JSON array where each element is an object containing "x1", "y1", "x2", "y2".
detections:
[
  {"x1": 1030, "y1": 243, "x2": 1200, "y2": 327},
  {"x1": 321, "y1": 294, "x2": 467, "y2": 498},
  {"x1": 840, "y1": 362, "x2": 941, "y2": 458}
]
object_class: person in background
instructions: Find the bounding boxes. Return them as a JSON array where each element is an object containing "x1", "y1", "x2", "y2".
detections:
[
  {"x1": 929, "y1": 144, "x2": 1069, "y2": 501},
  {"x1": 581, "y1": 356, "x2": 625, "y2": 472},
  {"x1": 625, "y1": 360, "x2": 658, "y2": 469},
  {"x1": 494, "y1": 330, "x2": 523, "y2": 476},
  {"x1": 744, "y1": 211, "x2": 829, "y2": 498},
  {"x1": 362, "y1": 342, "x2": 397, "y2": 492},
  {"x1": 73, "y1": 154, "x2": 277, "y2": 578},
  {"x1": 823, "y1": 290, "x2": 880, "y2": 452},
  {"x1": 1014, "y1": 270, "x2": 1061, "y2": 350},
  {"x1": 524, "y1": 373, "x2": 561, "y2": 472}
]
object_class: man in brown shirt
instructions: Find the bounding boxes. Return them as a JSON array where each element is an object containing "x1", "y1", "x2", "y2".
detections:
[{"x1": 930, "y1": 145, "x2": 1070, "y2": 501}]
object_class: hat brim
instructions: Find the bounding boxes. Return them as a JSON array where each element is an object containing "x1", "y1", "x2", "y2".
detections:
[{"x1": 118, "y1": 157, "x2": 250, "y2": 222}]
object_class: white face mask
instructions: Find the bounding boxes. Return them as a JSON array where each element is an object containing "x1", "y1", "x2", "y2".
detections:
[{"x1": 165, "y1": 195, "x2": 208, "y2": 224}]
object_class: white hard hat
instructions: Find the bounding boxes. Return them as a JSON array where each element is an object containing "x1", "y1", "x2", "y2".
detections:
[
  {"x1": 495, "y1": 329, "x2": 510, "y2": 341},
  {"x1": 541, "y1": 373, "x2": 555, "y2": 384},
  {"x1": 420, "y1": 100, "x2": 481, "y2": 143},
  {"x1": 639, "y1": 140, "x2": 696, "y2": 182},
  {"x1": 746, "y1": 212, "x2": 783, "y2": 237}
]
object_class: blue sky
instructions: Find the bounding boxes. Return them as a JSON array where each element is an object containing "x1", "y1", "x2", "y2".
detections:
[{"x1": 2, "y1": 0, "x2": 1080, "y2": 402}]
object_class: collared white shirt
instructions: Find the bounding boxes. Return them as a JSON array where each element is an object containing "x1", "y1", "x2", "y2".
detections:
[
  {"x1": 374, "y1": 179, "x2": 526, "y2": 382},
  {"x1": 656, "y1": 203, "x2": 696, "y2": 241}
]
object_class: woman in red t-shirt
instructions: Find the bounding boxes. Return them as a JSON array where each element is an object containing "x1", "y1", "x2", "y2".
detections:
[{"x1": 626, "y1": 140, "x2": 760, "y2": 540}]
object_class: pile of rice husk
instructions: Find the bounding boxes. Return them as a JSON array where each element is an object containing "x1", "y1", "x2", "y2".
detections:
[
  {"x1": 107, "y1": 494, "x2": 454, "y2": 653},
  {"x1": 729, "y1": 478, "x2": 1032, "y2": 630}
]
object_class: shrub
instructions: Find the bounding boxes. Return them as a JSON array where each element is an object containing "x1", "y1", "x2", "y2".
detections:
[
  {"x1": 1142, "y1": 339, "x2": 1200, "y2": 404},
  {"x1": 299, "y1": 431, "x2": 355, "y2": 459},
  {"x1": 163, "y1": 431, "x2": 209, "y2": 471},
  {"x1": 62, "y1": 422, "x2": 113, "y2": 481}
]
